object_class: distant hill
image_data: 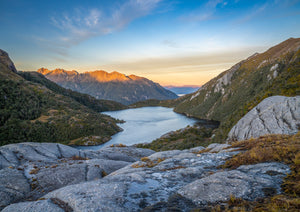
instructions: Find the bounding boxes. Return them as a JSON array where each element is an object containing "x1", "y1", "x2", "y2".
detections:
[
  {"x1": 0, "y1": 49, "x2": 123, "y2": 146},
  {"x1": 173, "y1": 38, "x2": 300, "y2": 140},
  {"x1": 164, "y1": 86, "x2": 200, "y2": 96},
  {"x1": 19, "y1": 71, "x2": 127, "y2": 112},
  {"x1": 38, "y1": 69, "x2": 178, "y2": 105}
]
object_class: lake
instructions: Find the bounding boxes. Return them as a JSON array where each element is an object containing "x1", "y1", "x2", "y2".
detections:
[{"x1": 77, "y1": 107, "x2": 198, "y2": 150}]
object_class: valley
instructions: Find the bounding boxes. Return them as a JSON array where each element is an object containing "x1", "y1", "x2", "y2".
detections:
[{"x1": 0, "y1": 37, "x2": 299, "y2": 211}]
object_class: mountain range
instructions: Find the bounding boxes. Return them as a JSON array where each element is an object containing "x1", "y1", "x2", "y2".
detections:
[{"x1": 37, "y1": 68, "x2": 178, "y2": 105}]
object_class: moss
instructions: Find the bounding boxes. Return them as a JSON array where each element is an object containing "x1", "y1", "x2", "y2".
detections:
[
  {"x1": 132, "y1": 157, "x2": 166, "y2": 168},
  {"x1": 70, "y1": 155, "x2": 89, "y2": 160},
  {"x1": 50, "y1": 198, "x2": 73, "y2": 212},
  {"x1": 110, "y1": 143, "x2": 127, "y2": 147},
  {"x1": 29, "y1": 168, "x2": 40, "y2": 174},
  {"x1": 101, "y1": 170, "x2": 108, "y2": 177}
]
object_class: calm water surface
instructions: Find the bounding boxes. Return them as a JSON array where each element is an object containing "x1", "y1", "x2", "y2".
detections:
[{"x1": 78, "y1": 107, "x2": 197, "y2": 150}]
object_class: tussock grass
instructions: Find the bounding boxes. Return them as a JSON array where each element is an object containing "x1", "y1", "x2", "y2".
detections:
[
  {"x1": 132, "y1": 157, "x2": 166, "y2": 168},
  {"x1": 208, "y1": 133, "x2": 300, "y2": 211}
]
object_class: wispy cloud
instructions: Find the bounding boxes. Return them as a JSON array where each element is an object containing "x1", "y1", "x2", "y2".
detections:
[
  {"x1": 234, "y1": 3, "x2": 268, "y2": 25},
  {"x1": 40, "y1": 0, "x2": 162, "y2": 54},
  {"x1": 181, "y1": 0, "x2": 226, "y2": 22},
  {"x1": 162, "y1": 40, "x2": 180, "y2": 48}
]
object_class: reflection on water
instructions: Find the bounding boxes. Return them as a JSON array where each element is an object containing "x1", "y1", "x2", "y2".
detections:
[{"x1": 77, "y1": 107, "x2": 197, "y2": 150}]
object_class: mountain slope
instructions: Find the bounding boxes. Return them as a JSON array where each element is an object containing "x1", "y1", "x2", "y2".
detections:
[
  {"x1": 19, "y1": 71, "x2": 127, "y2": 112},
  {"x1": 174, "y1": 38, "x2": 300, "y2": 140},
  {"x1": 0, "y1": 49, "x2": 121, "y2": 146},
  {"x1": 38, "y1": 69, "x2": 178, "y2": 105}
]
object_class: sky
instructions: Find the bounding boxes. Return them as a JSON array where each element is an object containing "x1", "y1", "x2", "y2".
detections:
[{"x1": 1, "y1": 0, "x2": 300, "y2": 86}]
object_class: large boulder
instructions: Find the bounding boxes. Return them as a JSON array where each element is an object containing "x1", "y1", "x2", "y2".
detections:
[
  {"x1": 228, "y1": 96, "x2": 300, "y2": 141},
  {"x1": 178, "y1": 162, "x2": 290, "y2": 205}
]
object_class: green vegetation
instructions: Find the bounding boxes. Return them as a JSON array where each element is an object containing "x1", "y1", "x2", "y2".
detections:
[
  {"x1": 172, "y1": 43, "x2": 300, "y2": 142},
  {"x1": 69, "y1": 135, "x2": 111, "y2": 146},
  {"x1": 136, "y1": 126, "x2": 214, "y2": 151},
  {"x1": 19, "y1": 71, "x2": 127, "y2": 112},
  {"x1": 0, "y1": 72, "x2": 121, "y2": 146}
]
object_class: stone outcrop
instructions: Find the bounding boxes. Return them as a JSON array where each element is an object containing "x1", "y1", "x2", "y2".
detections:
[
  {"x1": 2, "y1": 143, "x2": 290, "y2": 212},
  {"x1": 178, "y1": 162, "x2": 289, "y2": 205},
  {"x1": 228, "y1": 96, "x2": 300, "y2": 141},
  {"x1": 0, "y1": 143, "x2": 154, "y2": 210},
  {"x1": 0, "y1": 49, "x2": 17, "y2": 73}
]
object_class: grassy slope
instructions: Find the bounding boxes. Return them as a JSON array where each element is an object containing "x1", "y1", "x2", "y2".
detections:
[
  {"x1": 174, "y1": 38, "x2": 300, "y2": 141},
  {"x1": 0, "y1": 67, "x2": 121, "y2": 146}
]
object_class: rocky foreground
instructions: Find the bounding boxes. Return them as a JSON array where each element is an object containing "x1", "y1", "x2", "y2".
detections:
[
  {"x1": 1, "y1": 96, "x2": 299, "y2": 211},
  {"x1": 0, "y1": 142, "x2": 290, "y2": 212}
]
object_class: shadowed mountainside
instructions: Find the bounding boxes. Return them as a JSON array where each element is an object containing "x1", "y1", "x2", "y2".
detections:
[{"x1": 0, "y1": 49, "x2": 123, "y2": 146}]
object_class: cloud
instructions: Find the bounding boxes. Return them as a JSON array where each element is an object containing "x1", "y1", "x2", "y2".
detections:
[
  {"x1": 41, "y1": 0, "x2": 162, "y2": 53},
  {"x1": 234, "y1": 3, "x2": 268, "y2": 25},
  {"x1": 101, "y1": 46, "x2": 267, "y2": 74},
  {"x1": 162, "y1": 40, "x2": 180, "y2": 48},
  {"x1": 180, "y1": 0, "x2": 225, "y2": 22}
]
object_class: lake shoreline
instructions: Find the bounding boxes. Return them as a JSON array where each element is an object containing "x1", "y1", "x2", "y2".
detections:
[{"x1": 73, "y1": 106, "x2": 219, "y2": 150}]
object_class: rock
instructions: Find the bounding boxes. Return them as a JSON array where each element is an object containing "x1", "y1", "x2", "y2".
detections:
[
  {"x1": 35, "y1": 163, "x2": 87, "y2": 193},
  {"x1": 2, "y1": 199, "x2": 65, "y2": 212},
  {"x1": 20, "y1": 149, "x2": 237, "y2": 212},
  {"x1": 214, "y1": 62, "x2": 242, "y2": 94},
  {"x1": 0, "y1": 49, "x2": 17, "y2": 73},
  {"x1": 206, "y1": 143, "x2": 230, "y2": 153},
  {"x1": 188, "y1": 146, "x2": 205, "y2": 153},
  {"x1": 44, "y1": 180, "x2": 127, "y2": 212},
  {"x1": 32, "y1": 159, "x2": 130, "y2": 195},
  {"x1": 228, "y1": 96, "x2": 300, "y2": 141},
  {"x1": 178, "y1": 162, "x2": 290, "y2": 205},
  {"x1": 0, "y1": 168, "x2": 30, "y2": 209},
  {"x1": 0, "y1": 143, "x2": 291, "y2": 211},
  {"x1": 0, "y1": 143, "x2": 81, "y2": 169},
  {"x1": 0, "y1": 143, "x2": 153, "y2": 209},
  {"x1": 86, "y1": 146, "x2": 155, "y2": 162}
]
